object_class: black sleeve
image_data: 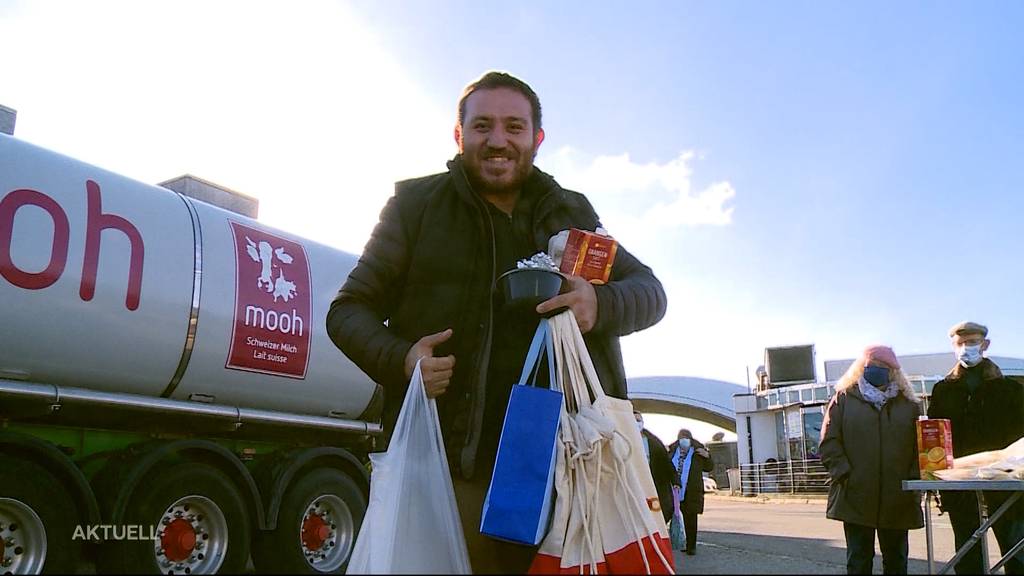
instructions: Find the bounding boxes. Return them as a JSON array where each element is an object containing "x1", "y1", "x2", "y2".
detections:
[
  {"x1": 666, "y1": 442, "x2": 681, "y2": 486},
  {"x1": 701, "y1": 452, "x2": 715, "y2": 473},
  {"x1": 927, "y1": 380, "x2": 949, "y2": 419},
  {"x1": 326, "y1": 192, "x2": 415, "y2": 389},
  {"x1": 819, "y1": 394, "x2": 852, "y2": 482},
  {"x1": 1005, "y1": 378, "x2": 1024, "y2": 448},
  {"x1": 910, "y1": 401, "x2": 923, "y2": 479},
  {"x1": 650, "y1": 437, "x2": 677, "y2": 488}
]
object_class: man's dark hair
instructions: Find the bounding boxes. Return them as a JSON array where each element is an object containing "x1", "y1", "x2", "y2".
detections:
[{"x1": 457, "y1": 71, "x2": 542, "y2": 134}]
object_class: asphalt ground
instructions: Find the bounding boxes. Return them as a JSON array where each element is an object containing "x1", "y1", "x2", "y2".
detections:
[{"x1": 674, "y1": 493, "x2": 1008, "y2": 574}]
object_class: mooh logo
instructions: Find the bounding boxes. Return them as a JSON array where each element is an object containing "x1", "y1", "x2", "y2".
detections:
[{"x1": 244, "y1": 236, "x2": 298, "y2": 303}]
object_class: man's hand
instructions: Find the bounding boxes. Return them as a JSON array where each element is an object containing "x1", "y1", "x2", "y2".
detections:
[
  {"x1": 695, "y1": 447, "x2": 710, "y2": 459},
  {"x1": 404, "y1": 328, "x2": 456, "y2": 399},
  {"x1": 536, "y1": 275, "x2": 598, "y2": 333}
]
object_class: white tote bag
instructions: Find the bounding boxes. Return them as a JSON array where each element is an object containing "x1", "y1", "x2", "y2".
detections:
[
  {"x1": 530, "y1": 311, "x2": 673, "y2": 574},
  {"x1": 346, "y1": 359, "x2": 471, "y2": 574}
]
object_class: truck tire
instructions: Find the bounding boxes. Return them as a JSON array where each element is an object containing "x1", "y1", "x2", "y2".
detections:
[
  {"x1": 0, "y1": 456, "x2": 80, "y2": 574},
  {"x1": 108, "y1": 462, "x2": 251, "y2": 574},
  {"x1": 252, "y1": 467, "x2": 366, "y2": 574}
]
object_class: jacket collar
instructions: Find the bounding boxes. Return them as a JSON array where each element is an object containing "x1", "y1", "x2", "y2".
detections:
[
  {"x1": 946, "y1": 357, "x2": 1004, "y2": 381},
  {"x1": 446, "y1": 154, "x2": 575, "y2": 219}
]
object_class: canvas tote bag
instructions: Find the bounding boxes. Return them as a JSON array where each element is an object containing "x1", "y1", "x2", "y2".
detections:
[{"x1": 529, "y1": 311, "x2": 674, "y2": 574}]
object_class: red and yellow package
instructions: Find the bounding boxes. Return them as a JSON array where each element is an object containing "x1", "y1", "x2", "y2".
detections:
[
  {"x1": 558, "y1": 228, "x2": 618, "y2": 284},
  {"x1": 917, "y1": 418, "x2": 954, "y2": 480}
]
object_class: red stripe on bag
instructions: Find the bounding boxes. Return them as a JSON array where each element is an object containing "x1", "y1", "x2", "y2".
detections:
[{"x1": 528, "y1": 533, "x2": 675, "y2": 575}]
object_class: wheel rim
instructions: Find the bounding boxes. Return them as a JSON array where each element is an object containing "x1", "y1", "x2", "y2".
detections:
[
  {"x1": 299, "y1": 494, "x2": 353, "y2": 572},
  {"x1": 153, "y1": 495, "x2": 228, "y2": 574},
  {"x1": 0, "y1": 497, "x2": 47, "y2": 575}
]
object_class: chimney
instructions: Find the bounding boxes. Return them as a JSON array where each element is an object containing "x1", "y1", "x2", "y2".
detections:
[
  {"x1": 159, "y1": 174, "x2": 259, "y2": 219},
  {"x1": 0, "y1": 105, "x2": 16, "y2": 135}
]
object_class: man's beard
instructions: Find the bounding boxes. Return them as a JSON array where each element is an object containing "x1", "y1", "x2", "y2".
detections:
[{"x1": 463, "y1": 146, "x2": 537, "y2": 196}]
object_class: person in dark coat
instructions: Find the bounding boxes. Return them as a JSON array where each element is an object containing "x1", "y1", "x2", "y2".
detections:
[
  {"x1": 634, "y1": 411, "x2": 678, "y2": 523},
  {"x1": 668, "y1": 428, "x2": 714, "y2": 555},
  {"x1": 927, "y1": 321, "x2": 1024, "y2": 575},
  {"x1": 326, "y1": 71, "x2": 667, "y2": 574},
  {"x1": 819, "y1": 345, "x2": 924, "y2": 575}
]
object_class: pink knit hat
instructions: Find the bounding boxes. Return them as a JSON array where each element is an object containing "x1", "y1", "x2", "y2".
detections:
[{"x1": 862, "y1": 345, "x2": 900, "y2": 369}]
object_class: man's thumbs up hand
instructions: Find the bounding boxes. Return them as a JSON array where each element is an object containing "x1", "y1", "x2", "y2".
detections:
[{"x1": 404, "y1": 328, "x2": 456, "y2": 398}]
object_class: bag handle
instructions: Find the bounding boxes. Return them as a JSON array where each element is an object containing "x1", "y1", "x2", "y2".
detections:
[
  {"x1": 549, "y1": 312, "x2": 600, "y2": 411},
  {"x1": 411, "y1": 358, "x2": 446, "y2": 458},
  {"x1": 551, "y1": 312, "x2": 609, "y2": 408},
  {"x1": 516, "y1": 319, "x2": 559, "y2": 391}
]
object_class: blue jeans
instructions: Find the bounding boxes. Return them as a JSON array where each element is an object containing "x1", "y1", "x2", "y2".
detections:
[{"x1": 843, "y1": 522, "x2": 909, "y2": 574}]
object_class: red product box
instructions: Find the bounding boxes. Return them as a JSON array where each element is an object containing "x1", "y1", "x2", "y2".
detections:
[
  {"x1": 558, "y1": 228, "x2": 618, "y2": 284},
  {"x1": 916, "y1": 418, "x2": 954, "y2": 480}
]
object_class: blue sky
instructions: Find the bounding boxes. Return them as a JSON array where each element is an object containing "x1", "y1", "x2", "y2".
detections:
[
  {"x1": 350, "y1": 0, "x2": 1024, "y2": 377},
  {"x1": 2, "y1": 0, "x2": 1022, "y2": 404}
]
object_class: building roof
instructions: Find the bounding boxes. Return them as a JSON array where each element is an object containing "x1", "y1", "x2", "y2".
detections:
[{"x1": 824, "y1": 353, "x2": 1024, "y2": 382}]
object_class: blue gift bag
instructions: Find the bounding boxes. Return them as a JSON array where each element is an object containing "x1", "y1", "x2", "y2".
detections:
[{"x1": 480, "y1": 319, "x2": 563, "y2": 545}]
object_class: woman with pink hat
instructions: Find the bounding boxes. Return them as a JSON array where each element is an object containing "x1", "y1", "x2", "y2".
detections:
[{"x1": 819, "y1": 345, "x2": 924, "y2": 574}]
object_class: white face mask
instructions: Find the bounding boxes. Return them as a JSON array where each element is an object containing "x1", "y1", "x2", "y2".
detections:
[
  {"x1": 635, "y1": 420, "x2": 644, "y2": 432},
  {"x1": 678, "y1": 438, "x2": 691, "y2": 451},
  {"x1": 957, "y1": 344, "x2": 984, "y2": 367}
]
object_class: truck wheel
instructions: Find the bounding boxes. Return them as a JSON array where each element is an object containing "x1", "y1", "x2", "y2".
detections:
[
  {"x1": 113, "y1": 462, "x2": 250, "y2": 574},
  {"x1": 253, "y1": 467, "x2": 366, "y2": 574},
  {"x1": 0, "y1": 456, "x2": 79, "y2": 574}
]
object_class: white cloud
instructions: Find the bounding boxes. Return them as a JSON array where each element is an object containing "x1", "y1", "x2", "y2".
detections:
[
  {"x1": 529, "y1": 146, "x2": 743, "y2": 384},
  {"x1": 537, "y1": 147, "x2": 736, "y2": 235}
]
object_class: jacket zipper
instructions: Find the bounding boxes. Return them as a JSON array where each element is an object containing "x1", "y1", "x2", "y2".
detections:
[
  {"x1": 450, "y1": 162, "x2": 567, "y2": 478},
  {"x1": 457, "y1": 165, "x2": 497, "y2": 480}
]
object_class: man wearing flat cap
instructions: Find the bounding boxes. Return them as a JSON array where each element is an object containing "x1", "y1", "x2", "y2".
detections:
[{"x1": 928, "y1": 322, "x2": 1024, "y2": 574}]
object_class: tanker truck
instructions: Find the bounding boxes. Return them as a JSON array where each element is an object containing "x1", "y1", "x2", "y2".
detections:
[{"x1": 0, "y1": 133, "x2": 384, "y2": 574}]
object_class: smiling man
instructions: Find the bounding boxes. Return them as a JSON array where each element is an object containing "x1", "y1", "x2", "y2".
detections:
[{"x1": 327, "y1": 71, "x2": 666, "y2": 572}]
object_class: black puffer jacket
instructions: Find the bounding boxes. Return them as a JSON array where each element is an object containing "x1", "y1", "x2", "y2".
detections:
[
  {"x1": 327, "y1": 156, "x2": 667, "y2": 478},
  {"x1": 927, "y1": 358, "x2": 1024, "y2": 520},
  {"x1": 927, "y1": 358, "x2": 1024, "y2": 458},
  {"x1": 642, "y1": 429, "x2": 678, "y2": 523}
]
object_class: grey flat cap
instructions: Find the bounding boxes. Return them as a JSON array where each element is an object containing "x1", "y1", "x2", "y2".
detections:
[{"x1": 949, "y1": 321, "x2": 988, "y2": 338}]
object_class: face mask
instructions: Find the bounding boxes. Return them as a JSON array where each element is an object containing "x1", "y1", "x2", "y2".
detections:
[
  {"x1": 957, "y1": 344, "x2": 983, "y2": 367},
  {"x1": 678, "y1": 438, "x2": 691, "y2": 451},
  {"x1": 863, "y1": 365, "x2": 890, "y2": 388},
  {"x1": 635, "y1": 420, "x2": 644, "y2": 432}
]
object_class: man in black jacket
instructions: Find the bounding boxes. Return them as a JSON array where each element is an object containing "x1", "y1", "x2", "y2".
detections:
[
  {"x1": 634, "y1": 410, "x2": 679, "y2": 524},
  {"x1": 928, "y1": 321, "x2": 1024, "y2": 574},
  {"x1": 327, "y1": 71, "x2": 667, "y2": 573}
]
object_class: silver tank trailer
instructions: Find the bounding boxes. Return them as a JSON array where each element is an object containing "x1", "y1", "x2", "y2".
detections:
[{"x1": 0, "y1": 134, "x2": 377, "y2": 421}]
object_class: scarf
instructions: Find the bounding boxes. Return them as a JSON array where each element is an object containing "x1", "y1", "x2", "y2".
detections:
[
  {"x1": 857, "y1": 376, "x2": 900, "y2": 410},
  {"x1": 671, "y1": 445, "x2": 695, "y2": 502}
]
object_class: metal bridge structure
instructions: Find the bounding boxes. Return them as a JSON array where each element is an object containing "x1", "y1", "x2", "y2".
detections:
[{"x1": 627, "y1": 376, "x2": 747, "y2": 432}]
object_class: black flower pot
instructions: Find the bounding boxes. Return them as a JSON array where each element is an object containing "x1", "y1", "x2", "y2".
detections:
[{"x1": 494, "y1": 268, "x2": 570, "y2": 318}]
